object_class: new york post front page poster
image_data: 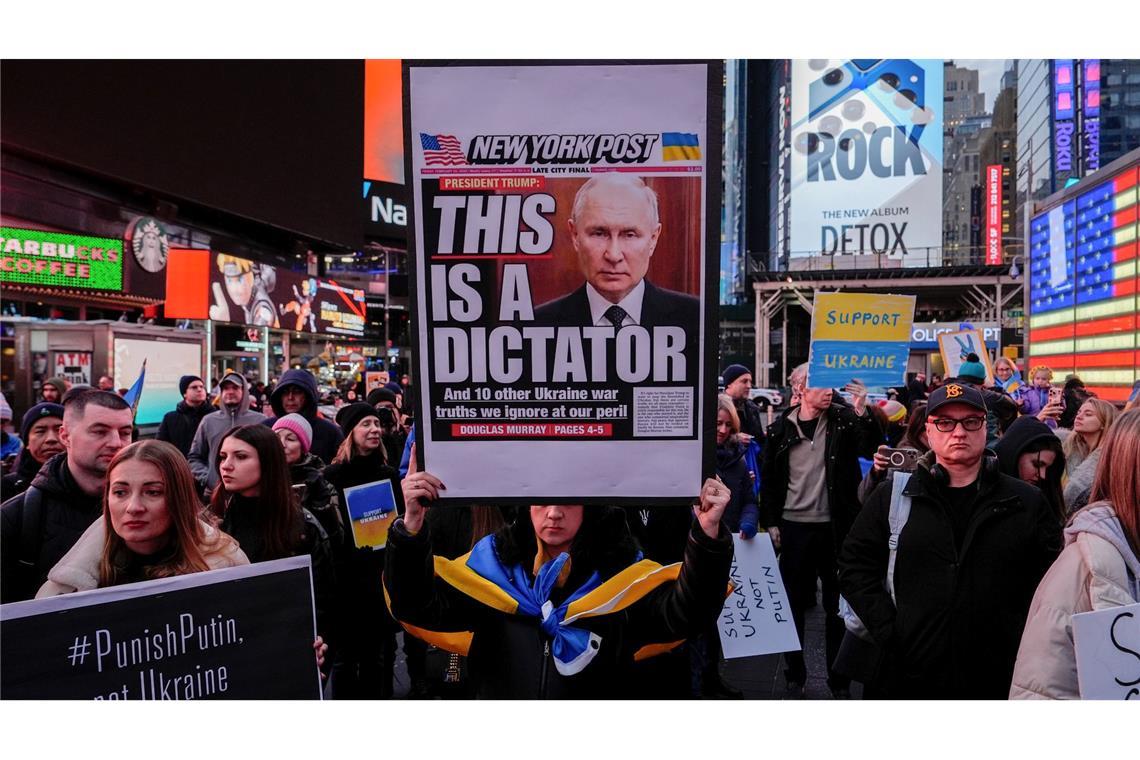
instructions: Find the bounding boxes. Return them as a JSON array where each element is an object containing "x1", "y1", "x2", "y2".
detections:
[{"x1": 405, "y1": 61, "x2": 722, "y2": 505}]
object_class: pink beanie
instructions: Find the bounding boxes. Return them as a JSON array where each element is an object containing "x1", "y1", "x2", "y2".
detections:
[
  {"x1": 877, "y1": 399, "x2": 907, "y2": 423},
  {"x1": 272, "y1": 413, "x2": 312, "y2": 453}
]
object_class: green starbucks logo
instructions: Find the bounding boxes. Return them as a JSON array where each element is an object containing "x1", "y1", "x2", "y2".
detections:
[{"x1": 127, "y1": 216, "x2": 169, "y2": 273}]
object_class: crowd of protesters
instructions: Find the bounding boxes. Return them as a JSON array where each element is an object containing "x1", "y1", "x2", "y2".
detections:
[{"x1": 0, "y1": 350, "x2": 1137, "y2": 701}]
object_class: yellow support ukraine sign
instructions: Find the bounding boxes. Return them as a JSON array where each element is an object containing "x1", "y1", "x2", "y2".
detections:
[{"x1": 807, "y1": 292, "x2": 916, "y2": 390}]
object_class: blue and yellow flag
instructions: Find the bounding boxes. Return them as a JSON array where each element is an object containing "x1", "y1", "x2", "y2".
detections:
[
  {"x1": 662, "y1": 132, "x2": 701, "y2": 161},
  {"x1": 121, "y1": 359, "x2": 147, "y2": 417},
  {"x1": 385, "y1": 534, "x2": 690, "y2": 674}
]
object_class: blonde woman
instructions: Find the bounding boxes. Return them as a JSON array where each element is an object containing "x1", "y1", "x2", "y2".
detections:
[{"x1": 1061, "y1": 398, "x2": 1119, "y2": 513}]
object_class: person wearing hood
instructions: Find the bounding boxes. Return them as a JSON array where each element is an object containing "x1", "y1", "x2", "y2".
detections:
[
  {"x1": 273, "y1": 413, "x2": 343, "y2": 548},
  {"x1": 156, "y1": 375, "x2": 212, "y2": 457},
  {"x1": 2, "y1": 402, "x2": 66, "y2": 498},
  {"x1": 1010, "y1": 409, "x2": 1140, "y2": 699},
  {"x1": 994, "y1": 416, "x2": 1067, "y2": 524},
  {"x1": 1, "y1": 390, "x2": 134, "y2": 602},
  {"x1": 263, "y1": 368, "x2": 344, "y2": 465},
  {"x1": 188, "y1": 372, "x2": 267, "y2": 495},
  {"x1": 366, "y1": 387, "x2": 406, "y2": 470},
  {"x1": 39, "y1": 376, "x2": 68, "y2": 404}
]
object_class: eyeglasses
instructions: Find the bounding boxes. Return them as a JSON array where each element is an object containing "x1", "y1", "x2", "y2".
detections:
[{"x1": 928, "y1": 416, "x2": 986, "y2": 432}]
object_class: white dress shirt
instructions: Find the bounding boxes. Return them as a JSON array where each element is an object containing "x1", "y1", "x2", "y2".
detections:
[{"x1": 585, "y1": 280, "x2": 645, "y2": 327}]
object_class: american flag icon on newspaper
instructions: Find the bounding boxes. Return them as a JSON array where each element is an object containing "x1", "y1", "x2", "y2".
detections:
[{"x1": 420, "y1": 133, "x2": 466, "y2": 166}]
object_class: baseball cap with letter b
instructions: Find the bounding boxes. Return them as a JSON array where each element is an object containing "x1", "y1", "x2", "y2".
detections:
[{"x1": 927, "y1": 383, "x2": 987, "y2": 415}]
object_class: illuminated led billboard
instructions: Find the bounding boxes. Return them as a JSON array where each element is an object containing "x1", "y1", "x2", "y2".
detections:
[
  {"x1": 0, "y1": 227, "x2": 123, "y2": 291},
  {"x1": 1027, "y1": 165, "x2": 1139, "y2": 401},
  {"x1": 789, "y1": 59, "x2": 944, "y2": 268}
]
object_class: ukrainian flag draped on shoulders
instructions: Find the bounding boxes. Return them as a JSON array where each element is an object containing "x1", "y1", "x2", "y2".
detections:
[{"x1": 389, "y1": 533, "x2": 684, "y2": 676}]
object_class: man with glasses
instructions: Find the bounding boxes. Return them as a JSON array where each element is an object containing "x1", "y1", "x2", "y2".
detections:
[{"x1": 839, "y1": 383, "x2": 1061, "y2": 699}]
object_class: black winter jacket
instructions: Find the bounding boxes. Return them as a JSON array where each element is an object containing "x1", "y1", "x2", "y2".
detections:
[
  {"x1": 322, "y1": 452, "x2": 404, "y2": 652},
  {"x1": 384, "y1": 510, "x2": 733, "y2": 699},
  {"x1": 838, "y1": 458, "x2": 1062, "y2": 699},
  {"x1": 218, "y1": 493, "x2": 337, "y2": 642},
  {"x1": 717, "y1": 442, "x2": 759, "y2": 534},
  {"x1": 760, "y1": 401, "x2": 879, "y2": 549},
  {"x1": 0, "y1": 454, "x2": 103, "y2": 603},
  {"x1": 263, "y1": 369, "x2": 344, "y2": 465},
  {"x1": 156, "y1": 400, "x2": 213, "y2": 457},
  {"x1": 733, "y1": 397, "x2": 767, "y2": 443},
  {"x1": 1, "y1": 448, "x2": 46, "y2": 500},
  {"x1": 288, "y1": 453, "x2": 343, "y2": 548}
]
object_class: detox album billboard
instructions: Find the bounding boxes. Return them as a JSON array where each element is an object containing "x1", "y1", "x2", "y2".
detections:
[{"x1": 789, "y1": 59, "x2": 944, "y2": 269}]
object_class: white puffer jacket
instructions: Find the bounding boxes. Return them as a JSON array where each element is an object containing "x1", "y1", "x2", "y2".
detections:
[
  {"x1": 36, "y1": 518, "x2": 249, "y2": 598},
  {"x1": 1009, "y1": 502, "x2": 1140, "y2": 699}
]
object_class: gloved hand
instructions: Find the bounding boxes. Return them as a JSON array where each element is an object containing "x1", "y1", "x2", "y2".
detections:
[{"x1": 740, "y1": 514, "x2": 759, "y2": 540}]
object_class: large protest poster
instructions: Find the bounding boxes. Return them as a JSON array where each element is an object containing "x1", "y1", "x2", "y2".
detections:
[
  {"x1": 718, "y1": 534, "x2": 801, "y2": 659},
  {"x1": 807, "y1": 292, "x2": 916, "y2": 391},
  {"x1": 404, "y1": 61, "x2": 722, "y2": 504},
  {"x1": 0, "y1": 556, "x2": 320, "y2": 700},
  {"x1": 1072, "y1": 602, "x2": 1140, "y2": 700}
]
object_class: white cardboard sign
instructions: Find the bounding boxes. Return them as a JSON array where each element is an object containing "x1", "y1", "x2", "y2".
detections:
[
  {"x1": 937, "y1": 328, "x2": 995, "y2": 386},
  {"x1": 717, "y1": 534, "x2": 801, "y2": 659},
  {"x1": 1072, "y1": 602, "x2": 1140, "y2": 700}
]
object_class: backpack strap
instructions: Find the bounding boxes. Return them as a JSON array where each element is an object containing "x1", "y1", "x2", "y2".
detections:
[
  {"x1": 17, "y1": 484, "x2": 46, "y2": 592},
  {"x1": 885, "y1": 471, "x2": 912, "y2": 603}
]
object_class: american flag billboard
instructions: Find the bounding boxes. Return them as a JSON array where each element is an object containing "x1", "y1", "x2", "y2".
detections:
[{"x1": 1027, "y1": 163, "x2": 1139, "y2": 402}]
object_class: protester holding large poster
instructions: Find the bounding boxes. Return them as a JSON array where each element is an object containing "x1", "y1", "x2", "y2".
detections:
[
  {"x1": 760, "y1": 362, "x2": 878, "y2": 698},
  {"x1": 384, "y1": 459, "x2": 733, "y2": 698},
  {"x1": 406, "y1": 61, "x2": 721, "y2": 504}
]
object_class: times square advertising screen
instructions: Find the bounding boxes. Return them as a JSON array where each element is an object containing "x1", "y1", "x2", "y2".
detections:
[
  {"x1": 363, "y1": 59, "x2": 408, "y2": 241},
  {"x1": 788, "y1": 59, "x2": 944, "y2": 269},
  {"x1": 1027, "y1": 164, "x2": 1139, "y2": 402}
]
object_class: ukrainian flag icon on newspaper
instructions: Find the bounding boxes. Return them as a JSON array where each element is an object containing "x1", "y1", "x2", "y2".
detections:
[{"x1": 662, "y1": 132, "x2": 701, "y2": 161}]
